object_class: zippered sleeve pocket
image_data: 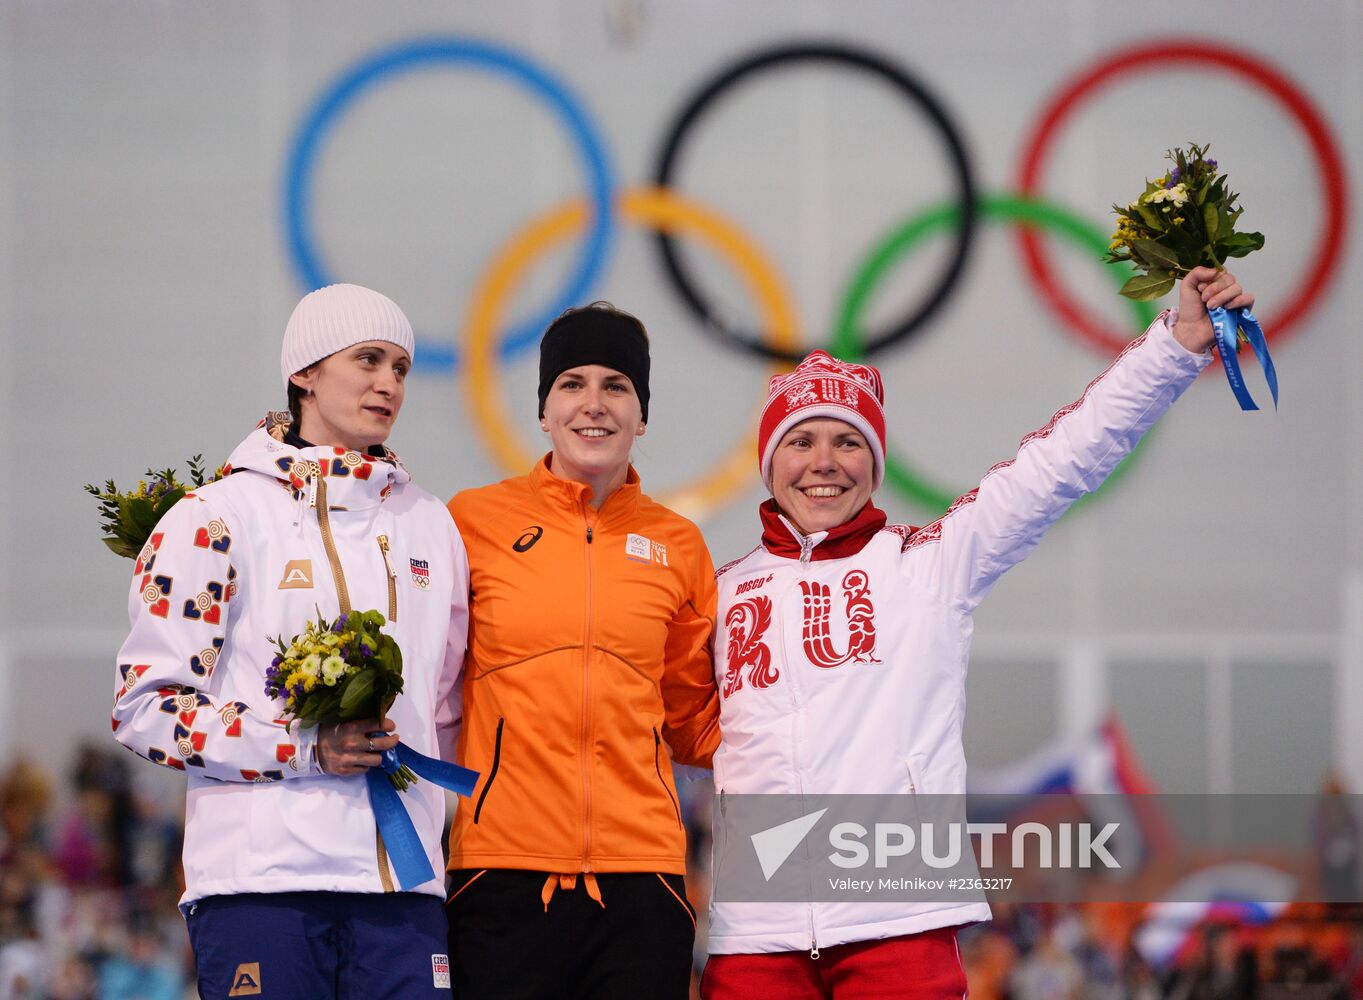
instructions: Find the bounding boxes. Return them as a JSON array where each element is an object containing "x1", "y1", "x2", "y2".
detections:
[
  {"x1": 472, "y1": 718, "x2": 504, "y2": 824},
  {"x1": 654, "y1": 727, "x2": 683, "y2": 828}
]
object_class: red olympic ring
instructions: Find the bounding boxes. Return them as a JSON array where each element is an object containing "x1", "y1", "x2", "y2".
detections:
[{"x1": 1015, "y1": 40, "x2": 1348, "y2": 357}]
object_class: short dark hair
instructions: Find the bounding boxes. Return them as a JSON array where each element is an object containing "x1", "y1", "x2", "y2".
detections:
[{"x1": 286, "y1": 366, "x2": 315, "y2": 430}]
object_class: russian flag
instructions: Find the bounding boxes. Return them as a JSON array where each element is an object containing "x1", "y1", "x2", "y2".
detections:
[
  {"x1": 967, "y1": 713, "x2": 1175, "y2": 867},
  {"x1": 1134, "y1": 862, "x2": 1296, "y2": 969}
]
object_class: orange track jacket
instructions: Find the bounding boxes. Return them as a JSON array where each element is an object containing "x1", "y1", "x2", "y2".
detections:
[{"x1": 447, "y1": 457, "x2": 720, "y2": 875}]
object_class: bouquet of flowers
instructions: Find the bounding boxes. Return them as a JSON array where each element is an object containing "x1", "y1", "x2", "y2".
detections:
[
  {"x1": 85, "y1": 455, "x2": 227, "y2": 559},
  {"x1": 1106, "y1": 142, "x2": 1264, "y2": 310},
  {"x1": 1106, "y1": 142, "x2": 1276, "y2": 410},
  {"x1": 265, "y1": 609, "x2": 416, "y2": 790}
]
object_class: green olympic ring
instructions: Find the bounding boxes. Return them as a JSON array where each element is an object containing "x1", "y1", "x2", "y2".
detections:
[{"x1": 831, "y1": 194, "x2": 1157, "y2": 517}]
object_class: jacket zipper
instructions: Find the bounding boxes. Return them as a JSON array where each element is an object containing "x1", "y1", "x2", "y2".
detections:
[
  {"x1": 581, "y1": 509, "x2": 596, "y2": 872},
  {"x1": 776, "y1": 562, "x2": 818, "y2": 956},
  {"x1": 376, "y1": 534, "x2": 398, "y2": 622},
  {"x1": 473, "y1": 718, "x2": 504, "y2": 824},
  {"x1": 653, "y1": 728, "x2": 682, "y2": 828},
  {"x1": 310, "y1": 466, "x2": 393, "y2": 891},
  {"x1": 310, "y1": 470, "x2": 352, "y2": 616}
]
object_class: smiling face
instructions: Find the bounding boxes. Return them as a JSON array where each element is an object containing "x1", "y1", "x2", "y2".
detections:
[
  {"x1": 541, "y1": 364, "x2": 644, "y2": 499},
  {"x1": 770, "y1": 417, "x2": 876, "y2": 535},
  {"x1": 289, "y1": 341, "x2": 410, "y2": 451}
]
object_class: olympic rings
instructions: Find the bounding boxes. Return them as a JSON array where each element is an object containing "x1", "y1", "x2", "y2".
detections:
[
  {"x1": 1015, "y1": 41, "x2": 1347, "y2": 357},
  {"x1": 831, "y1": 194, "x2": 1156, "y2": 516},
  {"x1": 651, "y1": 42, "x2": 978, "y2": 363},
  {"x1": 464, "y1": 187, "x2": 798, "y2": 522},
  {"x1": 283, "y1": 37, "x2": 617, "y2": 373}
]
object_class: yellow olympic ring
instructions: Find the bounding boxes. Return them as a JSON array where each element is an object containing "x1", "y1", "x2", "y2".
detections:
[{"x1": 463, "y1": 186, "x2": 798, "y2": 522}]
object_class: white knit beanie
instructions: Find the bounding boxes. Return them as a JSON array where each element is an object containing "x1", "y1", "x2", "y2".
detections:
[{"x1": 280, "y1": 284, "x2": 415, "y2": 388}]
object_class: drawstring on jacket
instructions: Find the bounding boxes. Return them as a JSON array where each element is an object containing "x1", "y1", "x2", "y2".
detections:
[{"x1": 541, "y1": 872, "x2": 604, "y2": 911}]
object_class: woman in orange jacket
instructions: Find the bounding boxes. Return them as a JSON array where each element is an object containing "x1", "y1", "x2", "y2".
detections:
[{"x1": 445, "y1": 303, "x2": 721, "y2": 999}]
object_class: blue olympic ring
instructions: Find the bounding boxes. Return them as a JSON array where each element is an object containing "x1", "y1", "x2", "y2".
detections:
[{"x1": 283, "y1": 37, "x2": 617, "y2": 373}]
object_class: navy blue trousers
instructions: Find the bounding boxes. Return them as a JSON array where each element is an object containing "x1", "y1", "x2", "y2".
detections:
[{"x1": 185, "y1": 891, "x2": 449, "y2": 999}]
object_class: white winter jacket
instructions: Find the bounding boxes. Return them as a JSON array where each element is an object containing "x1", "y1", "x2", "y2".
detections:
[
  {"x1": 708, "y1": 314, "x2": 1210, "y2": 954},
  {"x1": 113, "y1": 414, "x2": 469, "y2": 905}
]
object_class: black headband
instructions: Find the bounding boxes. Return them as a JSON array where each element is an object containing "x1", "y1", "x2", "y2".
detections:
[{"x1": 537, "y1": 309, "x2": 651, "y2": 421}]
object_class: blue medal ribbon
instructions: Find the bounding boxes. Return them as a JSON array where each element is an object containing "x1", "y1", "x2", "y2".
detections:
[
  {"x1": 364, "y1": 743, "x2": 479, "y2": 891},
  {"x1": 1208, "y1": 306, "x2": 1278, "y2": 411}
]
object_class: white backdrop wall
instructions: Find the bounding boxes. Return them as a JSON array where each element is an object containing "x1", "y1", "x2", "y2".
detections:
[{"x1": 2, "y1": 0, "x2": 1359, "y2": 797}]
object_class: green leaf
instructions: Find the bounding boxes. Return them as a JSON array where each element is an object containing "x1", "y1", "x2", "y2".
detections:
[
  {"x1": 1219, "y1": 231, "x2": 1265, "y2": 259},
  {"x1": 1130, "y1": 240, "x2": 1181, "y2": 270},
  {"x1": 339, "y1": 669, "x2": 379, "y2": 720},
  {"x1": 104, "y1": 537, "x2": 139, "y2": 559},
  {"x1": 1119, "y1": 271, "x2": 1176, "y2": 301},
  {"x1": 297, "y1": 692, "x2": 323, "y2": 722},
  {"x1": 1202, "y1": 203, "x2": 1220, "y2": 241},
  {"x1": 130, "y1": 497, "x2": 163, "y2": 535},
  {"x1": 1134, "y1": 203, "x2": 1165, "y2": 231}
]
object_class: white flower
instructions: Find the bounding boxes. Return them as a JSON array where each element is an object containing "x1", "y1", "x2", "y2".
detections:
[
  {"x1": 321, "y1": 655, "x2": 347, "y2": 685},
  {"x1": 300, "y1": 653, "x2": 322, "y2": 678},
  {"x1": 1148, "y1": 184, "x2": 1189, "y2": 207}
]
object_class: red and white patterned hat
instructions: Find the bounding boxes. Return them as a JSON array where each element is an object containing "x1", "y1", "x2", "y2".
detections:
[{"x1": 757, "y1": 350, "x2": 886, "y2": 491}]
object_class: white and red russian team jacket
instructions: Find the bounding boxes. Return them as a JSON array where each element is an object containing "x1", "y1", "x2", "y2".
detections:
[
  {"x1": 708, "y1": 313, "x2": 1211, "y2": 955},
  {"x1": 113, "y1": 413, "x2": 469, "y2": 905}
]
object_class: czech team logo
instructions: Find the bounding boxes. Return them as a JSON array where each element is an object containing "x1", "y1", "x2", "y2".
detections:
[{"x1": 410, "y1": 557, "x2": 431, "y2": 589}]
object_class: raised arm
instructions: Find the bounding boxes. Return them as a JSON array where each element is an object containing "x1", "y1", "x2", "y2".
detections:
[{"x1": 913, "y1": 268, "x2": 1250, "y2": 609}]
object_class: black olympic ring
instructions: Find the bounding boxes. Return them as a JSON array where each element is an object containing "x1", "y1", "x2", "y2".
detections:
[{"x1": 651, "y1": 41, "x2": 979, "y2": 364}]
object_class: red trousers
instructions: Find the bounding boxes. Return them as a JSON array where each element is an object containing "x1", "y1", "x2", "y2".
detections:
[{"x1": 701, "y1": 926, "x2": 968, "y2": 1000}]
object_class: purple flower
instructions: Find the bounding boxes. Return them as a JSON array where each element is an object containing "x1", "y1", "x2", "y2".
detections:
[
  {"x1": 271, "y1": 655, "x2": 281, "y2": 667},
  {"x1": 360, "y1": 643, "x2": 374, "y2": 658},
  {"x1": 1164, "y1": 167, "x2": 1181, "y2": 188},
  {"x1": 332, "y1": 618, "x2": 346, "y2": 634},
  {"x1": 1206, "y1": 159, "x2": 1217, "y2": 170},
  {"x1": 339, "y1": 646, "x2": 349, "y2": 660}
]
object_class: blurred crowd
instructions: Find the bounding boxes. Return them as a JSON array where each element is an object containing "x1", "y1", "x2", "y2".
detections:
[
  {"x1": 3, "y1": 751, "x2": 1362, "y2": 999},
  {"x1": 0, "y1": 747, "x2": 187, "y2": 1000}
]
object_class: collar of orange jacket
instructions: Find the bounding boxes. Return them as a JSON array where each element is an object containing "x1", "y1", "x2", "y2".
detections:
[{"x1": 531, "y1": 453, "x2": 643, "y2": 520}]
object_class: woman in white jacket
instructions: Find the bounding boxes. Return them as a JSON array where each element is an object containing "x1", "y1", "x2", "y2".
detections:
[
  {"x1": 702, "y1": 268, "x2": 1253, "y2": 999},
  {"x1": 112, "y1": 284, "x2": 468, "y2": 999}
]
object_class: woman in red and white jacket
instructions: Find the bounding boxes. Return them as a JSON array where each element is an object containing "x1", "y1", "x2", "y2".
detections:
[{"x1": 702, "y1": 268, "x2": 1254, "y2": 999}]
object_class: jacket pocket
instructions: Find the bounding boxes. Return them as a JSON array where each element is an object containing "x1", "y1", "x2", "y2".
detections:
[
  {"x1": 655, "y1": 872, "x2": 697, "y2": 930},
  {"x1": 905, "y1": 754, "x2": 922, "y2": 796},
  {"x1": 654, "y1": 727, "x2": 683, "y2": 829},
  {"x1": 711, "y1": 788, "x2": 728, "y2": 904},
  {"x1": 444, "y1": 868, "x2": 488, "y2": 909},
  {"x1": 472, "y1": 718, "x2": 504, "y2": 825}
]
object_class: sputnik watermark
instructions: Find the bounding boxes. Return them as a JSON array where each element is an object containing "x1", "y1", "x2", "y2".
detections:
[
  {"x1": 826, "y1": 820, "x2": 1119, "y2": 871},
  {"x1": 714, "y1": 793, "x2": 1351, "y2": 905},
  {"x1": 752, "y1": 811, "x2": 1118, "y2": 880}
]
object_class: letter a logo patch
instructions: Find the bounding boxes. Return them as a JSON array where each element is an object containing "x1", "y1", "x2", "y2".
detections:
[
  {"x1": 277, "y1": 559, "x2": 313, "y2": 590},
  {"x1": 228, "y1": 962, "x2": 262, "y2": 996}
]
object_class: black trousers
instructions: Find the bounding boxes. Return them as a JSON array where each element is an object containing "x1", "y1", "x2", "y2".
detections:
[{"x1": 446, "y1": 869, "x2": 696, "y2": 1000}]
